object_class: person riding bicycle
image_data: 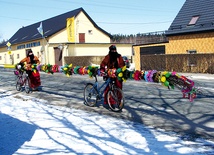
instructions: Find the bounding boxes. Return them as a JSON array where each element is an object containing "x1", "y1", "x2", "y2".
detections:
[
  {"x1": 19, "y1": 49, "x2": 41, "y2": 91},
  {"x1": 100, "y1": 45, "x2": 125, "y2": 104}
]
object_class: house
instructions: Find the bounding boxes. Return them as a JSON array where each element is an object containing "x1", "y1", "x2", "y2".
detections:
[
  {"x1": 165, "y1": 0, "x2": 214, "y2": 54},
  {"x1": 0, "y1": 7, "x2": 133, "y2": 66},
  {"x1": 133, "y1": 0, "x2": 214, "y2": 70}
]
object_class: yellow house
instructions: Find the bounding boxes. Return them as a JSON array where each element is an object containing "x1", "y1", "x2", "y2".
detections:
[
  {"x1": 133, "y1": 0, "x2": 214, "y2": 70},
  {"x1": 0, "y1": 8, "x2": 132, "y2": 66}
]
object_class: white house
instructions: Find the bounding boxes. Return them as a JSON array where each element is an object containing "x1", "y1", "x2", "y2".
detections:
[{"x1": 0, "y1": 7, "x2": 133, "y2": 66}]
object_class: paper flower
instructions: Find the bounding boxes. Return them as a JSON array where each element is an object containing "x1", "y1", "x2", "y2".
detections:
[
  {"x1": 87, "y1": 66, "x2": 99, "y2": 78},
  {"x1": 133, "y1": 70, "x2": 141, "y2": 81},
  {"x1": 62, "y1": 64, "x2": 73, "y2": 76}
]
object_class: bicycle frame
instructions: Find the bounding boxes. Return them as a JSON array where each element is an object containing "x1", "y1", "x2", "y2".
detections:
[
  {"x1": 84, "y1": 71, "x2": 125, "y2": 112},
  {"x1": 15, "y1": 69, "x2": 31, "y2": 93},
  {"x1": 17, "y1": 71, "x2": 27, "y2": 84},
  {"x1": 92, "y1": 74, "x2": 112, "y2": 99}
]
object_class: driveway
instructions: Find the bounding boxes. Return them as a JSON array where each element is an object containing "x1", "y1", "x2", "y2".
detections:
[{"x1": 0, "y1": 68, "x2": 214, "y2": 141}]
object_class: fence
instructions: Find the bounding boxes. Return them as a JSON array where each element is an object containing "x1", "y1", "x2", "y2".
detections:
[
  {"x1": 140, "y1": 54, "x2": 214, "y2": 74},
  {"x1": 64, "y1": 56, "x2": 104, "y2": 67},
  {"x1": 64, "y1": 54, "x2": 214, "y2": 74}
]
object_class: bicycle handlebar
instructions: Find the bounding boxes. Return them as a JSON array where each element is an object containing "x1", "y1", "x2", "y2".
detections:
[
  {"x1": 92, "y1": 68, "x2": 118, "y2": 79},
  {"x1": 100, "y1": 71, "x2": 107, "y2": 76}
]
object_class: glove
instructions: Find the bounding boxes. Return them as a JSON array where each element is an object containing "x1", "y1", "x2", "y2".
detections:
[
  {"x1": 100, "y1": 68, "x2": 105, "y2": 76},
  {"x1": 17, "y1": 65, "x2": 22, "y2": 70}
]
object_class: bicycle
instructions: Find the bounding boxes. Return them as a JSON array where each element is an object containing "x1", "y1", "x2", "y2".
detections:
[
  {"x1": 83, "y1": 69, "x2": 125, "y2": 112},
  {"x1": 14, "y1": 69, "x2": 31, "y2": 94}
]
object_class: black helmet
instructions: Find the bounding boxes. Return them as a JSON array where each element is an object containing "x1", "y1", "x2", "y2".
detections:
[{"x1": 109, "y1": 45, "x2": 116, "y2": 51}]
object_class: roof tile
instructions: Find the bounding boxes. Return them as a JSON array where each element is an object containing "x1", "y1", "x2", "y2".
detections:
[{"x1": 166, "y1": 0, "x2": 214, "y2": 36}]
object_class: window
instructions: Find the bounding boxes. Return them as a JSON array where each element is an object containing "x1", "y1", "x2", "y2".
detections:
[
  {"x1": 88, "y1": 30, "x2": 93, "y2": 34},
  {"x1": 17, "y1": 44, "x2": 25, "y2": 49},
  {"x1": 26, "y1": 41, "x2": 40, "y2": 48},
  {"x1": 79, "y1": 33, "x2": 85, "y2": 43},
  {"x1": 17, "y1": 54, "x2": 20, "y2": 59},
  {"x1": 187, "y1": 50, "x2": 197, "y2": 54},
  {"x1": 188, "y1": 16, "x2": 200, "y2": 25}
]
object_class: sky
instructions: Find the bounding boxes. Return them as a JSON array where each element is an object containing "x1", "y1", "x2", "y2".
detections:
[
  {"x1": 0, "y1": 88, "x2": 214, "y2": 155},
  {"x1": 0, "y1": 0, "x2": 185, "y2": 40}
]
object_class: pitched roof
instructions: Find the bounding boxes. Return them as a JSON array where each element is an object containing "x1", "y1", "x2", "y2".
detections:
[
  {"x1": 5, "y1": 7, "x2": 111, "y2": 46},
  {"x1": 166, "y1": 0, "x2": 214, "y2": 36}
]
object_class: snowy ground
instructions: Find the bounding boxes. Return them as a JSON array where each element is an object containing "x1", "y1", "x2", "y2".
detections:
[{"x1": 0, "y1": 89, "x2": 214, "y2": 155}]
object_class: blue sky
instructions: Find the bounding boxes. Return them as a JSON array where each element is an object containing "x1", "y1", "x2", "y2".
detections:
[{"x1": 0, "y1": 0, "x2": 185, "y2": 40}]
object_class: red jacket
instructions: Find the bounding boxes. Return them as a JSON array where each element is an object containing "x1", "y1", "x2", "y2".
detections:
[
  {"x1": 20, "y1": 56, "x2": 40, "y2": 70},
  {"x1": 100, "y1": 54, "x2": 125, "y2": 70}
]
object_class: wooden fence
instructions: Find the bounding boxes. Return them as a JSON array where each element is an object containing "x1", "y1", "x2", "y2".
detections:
[
  {"x1": 64, "y1": 54, "x2": 214, "y2": 74},
  {"x1": 140, "y1": 54, "x2": 214, "y2": 74}
]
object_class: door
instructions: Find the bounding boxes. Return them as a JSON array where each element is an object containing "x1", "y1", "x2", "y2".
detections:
[
  {"x1": 140, "y1": 45, "x2": 165, "y2": 55},
  {"x1": 54, "y1": 47, "x2": 62, "y2": 66}
]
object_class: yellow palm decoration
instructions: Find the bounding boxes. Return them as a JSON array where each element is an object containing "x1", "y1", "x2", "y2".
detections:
[
  {"x1": 68, "y1": 64, "x2": 72, "y2": 68},
  {"x1": 122, "y1": 66, "x2": 126, "y2": 72}
]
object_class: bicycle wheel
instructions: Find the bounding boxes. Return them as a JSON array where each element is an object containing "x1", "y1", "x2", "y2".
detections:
[
  {"x1": 16, "y1": 77, "x2": 22, "y2": 91},
  {"x1": 84, "y1": 83, "x2": 98, "y2": 107},
  {"x1": 24, "y1": 76, "x2": 31, "y2": 94},
  {"x1": 107, "y1": 87, "x2": 124, "y2": 112}
]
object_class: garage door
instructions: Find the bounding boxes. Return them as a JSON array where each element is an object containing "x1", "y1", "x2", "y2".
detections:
[{"x1": 140, "y1": 45, "x2": 165, "y2": 55}]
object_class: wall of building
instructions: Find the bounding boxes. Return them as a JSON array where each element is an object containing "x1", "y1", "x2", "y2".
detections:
[
  {"x1": 48, "y1": 29, "x2": 68, "y2": 43},
  {"x1": 67, "y1": 44, "x2": 132, "y2": 57},
  {"x1": 166, "y1": 32, "x2": 214, "y2": 54},
  {"x1": 0, "y1": 43, "x2": 133, "y2": 66},
  {"x1": 75, "y1": 12, "x2": 110, "y2": 43},
  {"x1": 0, "y1": 39, "x2": 48, "y2": 65},
  {"x1": 48, "y1": 12, "x2": 111, "y2": 44}
]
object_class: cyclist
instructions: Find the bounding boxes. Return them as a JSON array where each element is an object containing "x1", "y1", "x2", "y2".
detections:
[
  {"x1": 100, "y1": 45, "x2": 125, "y2": 104},
  {"x1": 20, "y1": 49, "x2": 41, "y2": 91}
]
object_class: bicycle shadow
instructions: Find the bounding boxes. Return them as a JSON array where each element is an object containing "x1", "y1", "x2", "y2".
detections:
[{"x1": 95, "y1": 100, "x2": 112, "y2": 111}]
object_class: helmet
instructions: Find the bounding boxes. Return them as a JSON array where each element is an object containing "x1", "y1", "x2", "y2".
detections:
[{"x1": 109, "y1": 45, "x2": 116, "y2": 51}]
